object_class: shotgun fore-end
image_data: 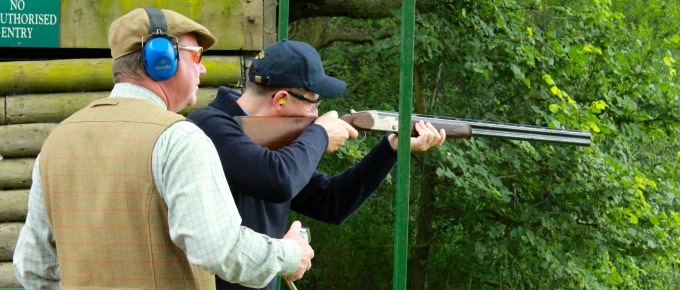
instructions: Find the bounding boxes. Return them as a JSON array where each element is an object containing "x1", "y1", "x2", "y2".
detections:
[{"x1": 342, "y1": 111, "x2": 473, "y2": 139}]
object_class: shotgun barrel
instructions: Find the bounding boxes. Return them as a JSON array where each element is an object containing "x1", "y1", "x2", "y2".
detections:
[{"x1": 368, "y1": 111, "x2": 592, "y2": 146}]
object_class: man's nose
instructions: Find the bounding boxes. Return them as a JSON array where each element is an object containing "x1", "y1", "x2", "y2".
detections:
[{"x1": 199, "y1": 63, "x2": 207, "y2": 75}]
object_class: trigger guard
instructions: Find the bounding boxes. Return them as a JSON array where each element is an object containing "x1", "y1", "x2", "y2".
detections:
[{"x1": 357, "y1": 131, "x2": 367, "y2": 142}]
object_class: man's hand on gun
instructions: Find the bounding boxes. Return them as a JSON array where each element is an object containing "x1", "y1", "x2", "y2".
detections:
[
  {"x1": 316, "y1": 112, "x2": 445, "y2": 153},
  {"x1": 282, "y1": 221, "x2": 314, "y2": 281},
  {"x1": 314, "y1": 110, "x2": 359, "y2": 153},
  {"x1": 388, "y1": 120, "x2": 446, "y2": 151}
]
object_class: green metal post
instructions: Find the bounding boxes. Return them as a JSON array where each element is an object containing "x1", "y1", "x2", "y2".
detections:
[
  {"x1": 278, "y1": 0, "x2": 289, "y2": 40},
  {"x1": 394, "y1": 0, "x2": 416, "y2": 289},
  {"x1": 275, "y1": 2, "x2": 289, "y2": 289}
]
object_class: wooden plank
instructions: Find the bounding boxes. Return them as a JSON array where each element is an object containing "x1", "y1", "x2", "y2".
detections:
[
  {"x1": 0, "y1": 55, "x2": 240, "y2": 95},
  {"x1": 0, "y1": 59, "x2": 113, "y2": 95},
  {"x1": 0, "y1": 261, "x2": 20, "y2": 288},
  {"x1": 7, "y1": 92, "x2": 107, "y2": 124},
  {"x1": 0, "y1": 97, "x2": 5, "y2": 126},
  {"x1": 0, "y1": 223, "x2": 22, "y2": 262},
  {"x1": 201, "y1": 56, "x2": 242, "y2": 88},
  {"x1": 0, "y1": 124, "x2": 56, "y2": 158},
  {"x1": 0, "y1": 190, "x2": 29, "y2": 222},
  {"x1": 0, "y1": 158, "x2": 34, "y2": 190},
  {"x1": 6, "y1": 88, "x2": 219, "y2": 125},
  {"x1": 60, "y1": 0, "x2": 265, "y2": 51},
  {"x1": 263, "y1": 0, "x2": 278, "y2": 46}
]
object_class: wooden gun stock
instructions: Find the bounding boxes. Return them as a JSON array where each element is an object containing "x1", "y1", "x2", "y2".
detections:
[{"x1": 234, "y1": 116, "x2": 316, "y2": 150}]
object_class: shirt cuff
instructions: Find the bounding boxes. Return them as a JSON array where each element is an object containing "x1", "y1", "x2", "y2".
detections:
[{"x1": 278, "y1": 238, "x2": 302, "y2": 275}]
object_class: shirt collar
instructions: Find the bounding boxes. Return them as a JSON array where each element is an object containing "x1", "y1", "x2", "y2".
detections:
[{"x1": 109, "y1": 83, "x2": 168, "y2": 110}]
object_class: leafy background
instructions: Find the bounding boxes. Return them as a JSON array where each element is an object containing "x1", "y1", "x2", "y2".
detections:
[{"x1": 288, "y1": 0, "x2": 680, "y2": 288}]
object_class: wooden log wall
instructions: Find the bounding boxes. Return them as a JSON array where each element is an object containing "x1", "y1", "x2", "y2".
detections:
[
  {"x1": 0, "y1": 261, "x2": 19, "y2": 288},
  {"x1": 0, "y1": 56, "x2": 243, "y2": 287},
  {"x1": 0, "y1": 56, "x2": 241, "y2": 101}
]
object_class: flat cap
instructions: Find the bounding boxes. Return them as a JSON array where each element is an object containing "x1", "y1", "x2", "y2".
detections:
[{"x1": 108, "y1": 8, "x2": 216, "y2": 60}]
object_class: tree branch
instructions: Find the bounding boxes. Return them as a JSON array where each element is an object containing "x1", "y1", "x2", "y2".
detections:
[
  {"x1": 289, "y1": 17, "x2": 394, "y2": 48},
  {"x1": 291, "y1": 0, "x2": 402, "y2": 20},
  {"x1": 290, "y1": 0, "x2": 452, "y2": 20}
]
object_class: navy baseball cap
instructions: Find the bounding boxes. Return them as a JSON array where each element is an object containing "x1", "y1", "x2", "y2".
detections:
[{"x1": 248, "y1": 39, "x2": 347, "y2": 98}]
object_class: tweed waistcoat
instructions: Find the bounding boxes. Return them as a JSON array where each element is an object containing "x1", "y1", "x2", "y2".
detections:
[{"x1": 39, "y1": 98, "x2": 215, "y2": 290}]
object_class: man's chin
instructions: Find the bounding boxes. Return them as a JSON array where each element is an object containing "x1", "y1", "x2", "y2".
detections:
[
  {"x1": 184, "y1": 94, "x2": 196, "y2": 107},
  {"x1": 187, "y1": 95, "x2": 198, "y2": 107},
  {"x1": 171, "y1": 97, "x2": 196, "y2": 112}
]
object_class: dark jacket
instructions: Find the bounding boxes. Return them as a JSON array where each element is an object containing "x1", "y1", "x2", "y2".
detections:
[{"x1": 188, "y1": 86, "x2": 398, "y2": 290}]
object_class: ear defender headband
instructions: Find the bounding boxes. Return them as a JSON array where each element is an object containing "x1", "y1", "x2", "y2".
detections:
[{"x1": 142, "y1": 8, "x2": 179, "y2": 81}]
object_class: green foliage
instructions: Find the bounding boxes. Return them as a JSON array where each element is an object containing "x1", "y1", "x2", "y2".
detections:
[{"x1": 292, "y1": 0, "x2": 680, "y2": 288}]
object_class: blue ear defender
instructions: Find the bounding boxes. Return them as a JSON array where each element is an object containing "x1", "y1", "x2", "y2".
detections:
[
  {"x1": 142, "y1": 8, "x2": 179, "y2": 81},
  {"x1": 143, "y1": 36, "x2": 178, "y2": 81}
]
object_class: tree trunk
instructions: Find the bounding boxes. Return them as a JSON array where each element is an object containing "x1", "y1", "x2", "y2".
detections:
[
  {"x1": 0, "y1": 124, "x2": 56, "y2": 158},
  {"x1": 408, "y1": 65, "x2": 436, "y2": 289},
  {"x1": 0, "y1": 262, "x2": 20, "y2": 288},
  {"x1": 408, "y1": 163, "x2": 436, "y2": 290},
  {"x1": 0, "y1": 159, "x2": 34, "y2": 190},
  {"x1": 0, "y1": 56, "x2": 240, "y2": 95},
  {"x1": 0, "y1": 223, "x2": 22, "y2": 262},
  {"x1": 414, "y1": 63, "x2": 427, "y2": 113},
  {"x1": 0, "y1": 190, "x2": 29, "y2": 222}
]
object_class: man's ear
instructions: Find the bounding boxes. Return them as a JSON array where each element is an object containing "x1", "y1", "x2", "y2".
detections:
[{"x1": 272, "y1": 91, "x2": 286, "y2": 112}]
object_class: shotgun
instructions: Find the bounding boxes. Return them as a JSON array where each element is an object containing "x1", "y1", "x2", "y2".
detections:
[{"x1": 233, "y1": 110, "x2": 592, "y2": 150}]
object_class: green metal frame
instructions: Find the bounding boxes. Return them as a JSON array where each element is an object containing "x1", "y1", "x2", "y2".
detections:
[
  {"x1": 278, "y1": 0, "x2": 290, "y2": 40},
  {"x1": 276, "y1": 0, "x2": 415, "y2": 288},
  {"x1": 394, "y1": 1, "x2": 416, "y2": 289},
  {"x1": 276, "y1": 2, "x2": 289, "y2": 289}
]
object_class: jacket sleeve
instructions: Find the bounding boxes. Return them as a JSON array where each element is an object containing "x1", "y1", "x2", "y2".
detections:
[
  {"x1": 290, "y1": 136, "x2": 398, "y2": 224},
  {"x1": 188, "y1": 107, "x2": 328, "y2": 203}
]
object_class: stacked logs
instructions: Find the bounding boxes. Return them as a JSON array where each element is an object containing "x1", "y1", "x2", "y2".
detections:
[{"x1": 0, "y1": 56, "x2": 242, "y2": 287}]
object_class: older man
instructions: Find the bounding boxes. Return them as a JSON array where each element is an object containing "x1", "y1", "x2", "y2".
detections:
[{"x1": 13, "y1": 8, "x2": 313, "y2": 290}]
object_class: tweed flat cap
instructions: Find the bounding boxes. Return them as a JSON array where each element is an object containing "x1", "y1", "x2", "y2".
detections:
[{"x1": 108, "y1": 8, "x2": 216, "y2": 60}]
